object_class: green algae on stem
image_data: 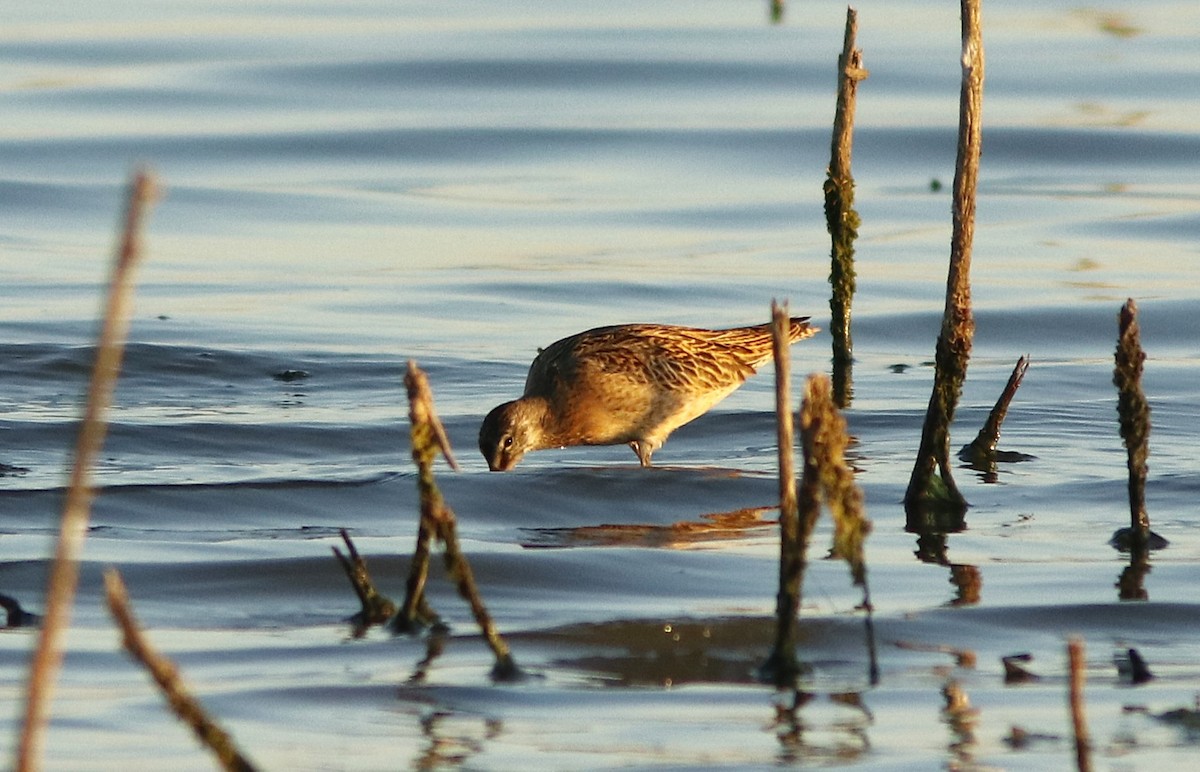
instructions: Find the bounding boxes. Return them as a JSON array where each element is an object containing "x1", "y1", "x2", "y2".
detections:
[
  {"x1": 769, "y1": 0, "x2": 784, "y2": 25},
  {"x1": 760, "y1": 369, "x2": 876, "y2": 686},
  {"x1": 1114, "y1": 299, "x2": 1149, "y2": 539},
  {"x1": 1110, "y1": 299, "x2": 1166, "y2": 553},
  {"x1": 104, "y1": 570, "x2": 259, "y2": 772},
  {"x1": 905, "y1": 0, "x2": 984, "y2": 527},
  {"x1": 396, "y1": 361, "x2": 521, "y2": 681},
  {"x1": 826, "y1": 6, "x2": 868, "y2": 409},
  {"x1": 1111, "y1": 299, "x2": 1165, "y2": 599},
  {"x1": 17, "y1": 170, "x2": 157, "y2": 772},
  {"x1": 802, "y1": 375, "x2": 877, "y2": 685}
]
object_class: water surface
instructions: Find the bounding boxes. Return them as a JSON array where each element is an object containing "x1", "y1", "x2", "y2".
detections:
[{"x1": 3, "y1": 1, "x2": 1200, "y2": 769}]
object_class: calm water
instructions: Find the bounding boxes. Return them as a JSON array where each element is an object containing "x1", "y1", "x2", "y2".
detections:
[{"x1": 3, "y1": 1, "x2": 1200, "y2": 769}]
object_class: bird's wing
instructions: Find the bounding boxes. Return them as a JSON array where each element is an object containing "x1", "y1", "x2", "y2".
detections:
[{"x1": 523, "y1": 320, "x2": 813, "y2": 400}]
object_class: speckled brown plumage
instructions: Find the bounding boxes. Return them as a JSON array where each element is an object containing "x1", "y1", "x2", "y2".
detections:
[{"x1": 479, "y1": 317, "x2": 817, "y2": 470}]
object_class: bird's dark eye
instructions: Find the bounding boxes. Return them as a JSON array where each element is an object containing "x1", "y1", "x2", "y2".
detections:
[{"x1": 503, "y1": 436, "x2": 514, "y2": 449}]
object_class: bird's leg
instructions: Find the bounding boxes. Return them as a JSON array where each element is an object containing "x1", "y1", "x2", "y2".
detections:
[{"x1": 630, "y1": 441, "x2": 654, "y2": 467}]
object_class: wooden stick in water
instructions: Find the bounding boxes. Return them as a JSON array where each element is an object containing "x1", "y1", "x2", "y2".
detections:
[
  {"x1": 1067, "y1": 637, "x2": 1093, "y2": 772},
  {"x1": 800, "y1": 374, "x2": 878, "y2": 685},
  {"x1": 393, "y1": 361, "x2": 455, "y2": 633},
  {"x1": 905, "y1": 0, "x2": 985, "y2": 524},
  {"x1": 392, "y1": 513, "x2": 442, "y2": 634},
  {"x1": 401, "y1": 361, "x2": 518, "y2": 680},
  {"x1": 826, "y1": 6, "x2": 868, "y2": 406},
  {"x1": 960, "y1": 356, "x2": 1029, "y2": 464},
  {"x1": 761, "y1": 326, "x2": 875, "y2": 685},
  {"x1": 332, "y1": 529, "x2": 398, "y2": 635},
  {"x1": 761, "y1": 302, "x2": 801, "y2": 684},
  {"x1": 17, "y1": 170, "x2": 157, "y2": 772},
  {"x1": 1114, "y1": 299, "x2": 1152, "y2": 546},
  {"x1": 104, "y1": 570, "x2": 258, "y2": 772},
  {"x1": 435, "y1": 511, "x2": 518, "y2": 680}
]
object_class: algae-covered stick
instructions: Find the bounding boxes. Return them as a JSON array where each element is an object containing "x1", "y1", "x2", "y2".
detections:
[
  {"x1": 826, "y1": 6, "x2": 868, "y2": 406},
  {"x1": 905, "y1": 0, "x2": 984, "y2": 524}
]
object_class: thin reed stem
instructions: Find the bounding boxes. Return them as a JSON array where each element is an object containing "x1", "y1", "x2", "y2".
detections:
[
  {"x1": 762, "y1": 302, "x2": 801, "y2": 684},
  {"x1": 401, "y1": 361, "x2": 519, "y2": 680},
  {"x1": 1067, "y1": 637, "x2": 1092, "y2": 772},
  {"x1": 17, "y1": 170, "x2": 157, "y2": 772},
  {"x1": 104, "y1": 570, "x2": 258, "y2": 772}
]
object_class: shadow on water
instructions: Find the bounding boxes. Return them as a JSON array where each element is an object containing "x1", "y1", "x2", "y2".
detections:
[{"x1": 518, "y1": 505, "x2": 776, "y2": 549}]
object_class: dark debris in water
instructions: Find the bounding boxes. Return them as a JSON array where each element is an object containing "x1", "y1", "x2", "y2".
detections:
[
  {"x1": 1114, "y1": 647, "x2": 1154, "y2": 685},
  {"x1": 0, "y1": 594, "x2": 41, "y2": 628},
  {"x1": 1004, "y1": 725, "x2": 1061, "y2": 750},
  {"x1": 272, "y1": 369, "x2": 310, "y2": 382},
  {"x1": 1108, "y1": 527, "x2": 1169, "y2": 552},
  {"x1": 1154, "y1": 707, "x2": 1200, "y2": 733},
  {"x1": 1001, "y1": 652, "x2": 1040, "y2": 684},
  {"x1": 958, "y1": 356, "x2": 1035, "y2": 480},
  {"x1": 0, "y1": 461, "x2": 30, "y2": 477}
]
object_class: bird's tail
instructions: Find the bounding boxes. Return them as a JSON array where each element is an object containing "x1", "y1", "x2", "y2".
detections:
[{"x1": 704, "y1": 316, "x2": 819, "y2": 369}]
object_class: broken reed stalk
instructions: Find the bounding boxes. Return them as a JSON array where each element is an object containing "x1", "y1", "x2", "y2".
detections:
[
  {"x1": 802, "y1": 375, "x2": 878, "y2": 684},
  {"x1": 103, "y1": 570, "x2": 258, "y2": 772},
  {"x1": 959, "y1": 355, "x2": 1029, "y2": 465},
  {"x1": 332, "y1": 529, "x2": 398, "y2": 634},
  {"x1": 1, "y1": 595, "x2": 40, "y2": 629},
  {"x1": 434, "y1": 508, "x2": 519, "y2": 679},
  {"x1": 825, "y1": 6, "x2": 868, "y2": 407},
  {"x1": 762, "y1": 302, "x2": 802, "y2": 683},
  {"x1": 761, "y1": 366, "x2": 875, "y2": 685},
  {"x1": 905, "y1": 0, "x2": 984, "y2": 525},
  {"x1": 392, "y1": 361, "x2": 456, "y2": 634},
  {"x1": 1067, "y1": 637, "x2": 1093, "y2": 772},
  {"x1": 399, "y1": 361, "x2": 519, "y2": 680},
  {"x1": 17, "y1": 170, "x2": 157, "y2": 772},
  {"x1": 1114, "y1": 299, "x2": 1151, "y2": 547},
  {"x1": 392, "y1": 510, "x2": 443, "y2": 633}
]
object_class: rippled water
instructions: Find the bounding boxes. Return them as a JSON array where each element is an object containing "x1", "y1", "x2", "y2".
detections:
[{"x1": 3, "y1": 1, "x2": 1200, "y2": 769}]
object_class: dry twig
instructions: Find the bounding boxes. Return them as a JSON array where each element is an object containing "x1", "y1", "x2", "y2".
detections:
[
  {"x1": 1068, "y1": 637, "x2": 1093, "y2": 772},
  {"x1": 396, "y1": 361, "x2": 518, "y2": 680},
  {"x1": 761, "y1": 302, "x2": 802, "y2": 683},
  {"x1": 17, "y1": 170, "x2": 157, "y2": 772},
  {"x1": 104, "y1": 570, "x2": 258, "y2": 772},
  {"x1": 332, "y1": 529, "x2": 398, "y2": 635}
]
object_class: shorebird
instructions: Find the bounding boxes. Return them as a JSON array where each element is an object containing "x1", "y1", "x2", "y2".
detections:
[{"x1": 479, "y1": 317, "x2": 817, "y2": 471}]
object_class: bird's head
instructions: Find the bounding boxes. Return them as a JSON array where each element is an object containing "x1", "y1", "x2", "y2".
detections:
[{"x1": 478, "y1": 399, "x2": 544, "y2": 471}]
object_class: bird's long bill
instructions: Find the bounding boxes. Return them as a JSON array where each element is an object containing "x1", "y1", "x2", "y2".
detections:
[{"x1": 486, "y1": 452, "x2": 522, "y2": 472}]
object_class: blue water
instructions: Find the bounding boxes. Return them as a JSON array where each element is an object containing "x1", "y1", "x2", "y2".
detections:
[{"x1": 3, "y1": 1, "x2": 1200, "y2": 769}]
